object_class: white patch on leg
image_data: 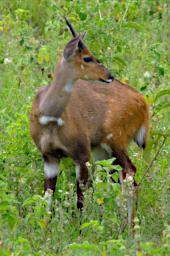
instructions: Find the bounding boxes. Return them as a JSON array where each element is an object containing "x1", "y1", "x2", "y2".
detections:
[
  {"x1": 135, "y1": 125, "x2": 145, "y2": 147},
  {"x1": 44, "y1": 162, "x2": 59, "y2": 178},
  {"x1": 44, "y1": 189, "x2": 53, "y2": 212},
  {"x1": 75, "y1": 164, "x2": 80, "y2": 180}
]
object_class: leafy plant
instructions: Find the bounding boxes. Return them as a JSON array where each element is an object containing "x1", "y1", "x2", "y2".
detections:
[{"x1": 0, "y1": 0, "x2": 169, "y2": 255}]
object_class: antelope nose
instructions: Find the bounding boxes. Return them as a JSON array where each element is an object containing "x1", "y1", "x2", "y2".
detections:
[
  {"x1": 109, "y1": 75, "x2": 114, "y2": 81},
  {"x1": 106, "y1": 75, "x2": 114, "y2": 83}
]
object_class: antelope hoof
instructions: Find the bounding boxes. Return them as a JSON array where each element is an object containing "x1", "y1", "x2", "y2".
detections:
[{"x1": 77, "y1": 200, "x2": 83, "y2": 210}]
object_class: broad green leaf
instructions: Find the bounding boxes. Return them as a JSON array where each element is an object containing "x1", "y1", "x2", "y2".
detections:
[
  {"x1": 156, "y1": 102, "x2": 170, "y2": 114},
  {"x1": 23, "y1": 195, "x2": 42, "y2": 206},
  {"x1": 81, "y1": 220, "x2": 99, "y2": 230},
  {"x1": 96, "y1": 158, "x2": 115, "y2": 169},
  {"x1": 112, "y1": 165, "x2": 122, "y2": 171},
  {"x1": 112, "y1": 172, "x2": 118, "y2": 182},
  {"x1": 155, "y1": 89, "x2": 170, "y2": 102}
]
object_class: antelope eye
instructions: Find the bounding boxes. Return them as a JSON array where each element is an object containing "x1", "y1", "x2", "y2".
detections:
[{"x1": 83, "y1": 57, "x2": 93, "y2": 63}]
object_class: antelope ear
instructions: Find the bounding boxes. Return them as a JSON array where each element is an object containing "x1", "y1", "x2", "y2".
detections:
[{"x1": 64, "y1": 36, "x2": 80, "y2": 60}]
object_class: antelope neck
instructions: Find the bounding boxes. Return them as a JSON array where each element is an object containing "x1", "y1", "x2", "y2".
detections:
[
  {"x1": 52, "y1": 59, "x2": 75, "y2": 90},
  {"x1": 39, "y1": 60, "x2": 76, "y2": 122},
  {"x1": 53, "y1": 61, "x2": 75, "y2": 89}
]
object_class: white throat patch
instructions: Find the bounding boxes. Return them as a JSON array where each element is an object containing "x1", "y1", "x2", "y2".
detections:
[{"x1": 63, "y1": 80, "x2": 74, "y2": 92}]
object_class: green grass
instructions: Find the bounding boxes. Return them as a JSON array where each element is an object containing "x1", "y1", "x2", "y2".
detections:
[{"x1": 0, "y1": 0, "x2": 170, "y2": 255}]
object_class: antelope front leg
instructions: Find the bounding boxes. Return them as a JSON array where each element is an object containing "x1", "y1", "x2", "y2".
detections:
[
  {"x1": 43, "y1": 155, "x2": 59, "y2": 212},
  {"x1": 76, "y1": 161, "x2": 90, "y2": 210},
  {"x1": 111, "y1": 149, "x2": 138, "y2": 231}
]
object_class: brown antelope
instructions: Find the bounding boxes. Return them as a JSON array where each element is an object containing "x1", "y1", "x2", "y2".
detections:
[{"x1": 30, "y1": 18, "x2": 149, "y2": 214}]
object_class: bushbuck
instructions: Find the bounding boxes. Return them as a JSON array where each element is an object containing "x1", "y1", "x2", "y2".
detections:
[{"x1": 30, "y1": 18, "x2": 149, "y2": 215}]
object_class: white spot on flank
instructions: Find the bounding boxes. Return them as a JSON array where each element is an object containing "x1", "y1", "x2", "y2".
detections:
[
  {"x1": 75, "y1": 164, "x2": 80, "y2": 180},
  {"x1": 63, "y1": 80, "x2": 74, "y2": 92},
  {"x1": 44, "y1": 162, "x2": 59, "y2": 178},
  {"x1": 136, "y1": 125, "x2": 145, "y2": 147},
  {"x1": 106, "y1": 133, "x2": 113, "y2": 140},
  {"x1": 39, "y1": 116, "x2": 64, "y2": 126}
]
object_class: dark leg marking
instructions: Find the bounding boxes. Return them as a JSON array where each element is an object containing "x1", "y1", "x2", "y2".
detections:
[
  {"x1": 110, "y1": 150, "x2": 138, "y2": 187},
  {"x1": 71, "y1": 141, "x2": 91, "y2": 210},
  {"x1": 76, "y1": 161, "x2": 90, "y2": 210}
]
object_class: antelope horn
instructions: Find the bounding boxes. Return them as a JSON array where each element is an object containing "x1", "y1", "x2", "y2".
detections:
[
  {"x1": 64, "y1": 16, "x2": 86, "y2": 50},
  {"x1": 64, "y1": 16, "x2": 77, "y2": 37}
]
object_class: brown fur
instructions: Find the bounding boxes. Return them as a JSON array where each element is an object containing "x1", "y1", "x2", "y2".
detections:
[
  {"x1": 30, "y1": 36, "x2": 149, "y2": 209},
  {"x1": 30, "y1": 79, "x2": 149, "y2": 157}
]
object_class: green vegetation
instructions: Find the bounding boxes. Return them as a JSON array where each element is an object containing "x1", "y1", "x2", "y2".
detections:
[{"x1": 0, "y1": 0, "x2": 169, "y2": 255}]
